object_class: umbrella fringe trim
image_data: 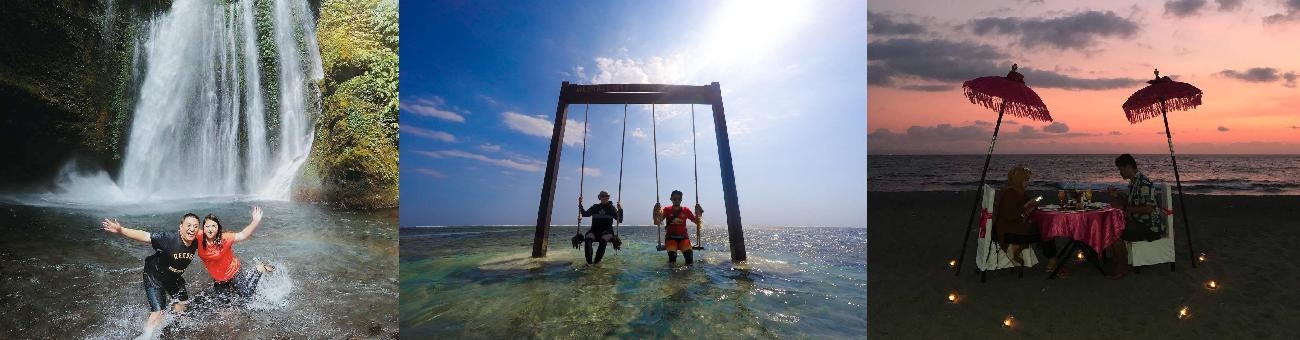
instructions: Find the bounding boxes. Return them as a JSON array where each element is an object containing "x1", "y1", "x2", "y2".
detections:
[
  {"x1": 963, "y1": 86, "x2": 1052, "y2": 122},
  {"x1": 1124, "y1": 94, "x2": 1202, "y2": 124}
]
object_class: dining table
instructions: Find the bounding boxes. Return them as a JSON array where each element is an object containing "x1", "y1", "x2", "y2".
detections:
[{"x1": 1028, "y1": 204, "x2": 1127, "y2": 279}]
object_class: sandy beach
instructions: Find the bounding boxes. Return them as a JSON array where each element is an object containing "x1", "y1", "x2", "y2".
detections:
[{"x1": 868, "y1": 191, "x2": 1300, "y2": 339}]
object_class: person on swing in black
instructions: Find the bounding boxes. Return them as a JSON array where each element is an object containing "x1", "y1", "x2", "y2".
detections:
[
  {"x1": 579, "y1": 190, "x2": 623, "y2": 264},
  {"x1": 654, "y1": 190, "x2": 704, "y2": 264}
]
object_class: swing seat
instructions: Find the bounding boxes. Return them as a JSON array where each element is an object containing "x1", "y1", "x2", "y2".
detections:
[{"x1": 571, "y1": 233, "x2": 583, "y2": 249}]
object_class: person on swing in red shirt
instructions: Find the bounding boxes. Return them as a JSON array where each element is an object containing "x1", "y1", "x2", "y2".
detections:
[{"x1": 654, "y1": 190, "x2": 704, "y2": 264}]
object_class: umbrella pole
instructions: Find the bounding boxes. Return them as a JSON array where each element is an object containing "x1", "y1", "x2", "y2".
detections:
[
  {"x1": 1160, "y1": 102, "x2": 1196, "y2": 268},
  {"x1": 955, "y1": 102, "x2": 1006, "y2": 276}
]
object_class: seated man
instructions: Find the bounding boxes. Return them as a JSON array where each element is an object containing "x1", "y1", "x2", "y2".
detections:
[
  {"x1": 579, "y1": 190, "x2": 623, "y2": 264},
  {"x1": 1106, "y1": 153, "x2": 1164, "y2": 279}
]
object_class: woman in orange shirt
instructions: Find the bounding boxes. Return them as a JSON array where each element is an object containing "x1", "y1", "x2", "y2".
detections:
[{"x1": 197, "y1": 206, "x2": 274, "y2": 302}]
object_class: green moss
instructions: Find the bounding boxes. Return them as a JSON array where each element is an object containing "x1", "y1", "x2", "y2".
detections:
[{"x1": 295, "y1": 0, "x2": 398, "y2": 209}]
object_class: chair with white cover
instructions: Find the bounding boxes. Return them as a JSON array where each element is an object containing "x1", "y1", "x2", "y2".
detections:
[
  {"x1": 975, "y1": 184, "x2": 1039, "y2": 282},
  {"x1": 1127, "y1": 182, "x2": 1176, "y2": 273}
]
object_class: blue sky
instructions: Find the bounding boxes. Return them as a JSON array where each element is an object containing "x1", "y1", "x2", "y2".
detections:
[{"x1": 400, "y1": 0, "x2": 866, "y2": 227}]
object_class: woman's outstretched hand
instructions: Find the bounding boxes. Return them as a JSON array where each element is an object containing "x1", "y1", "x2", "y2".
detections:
[
  {"x1": 102, "y1": 218, "x2": 123, "y2": 234},
  {"x1": 250, "y1": 206, "x2": 263, "y2": 224}
]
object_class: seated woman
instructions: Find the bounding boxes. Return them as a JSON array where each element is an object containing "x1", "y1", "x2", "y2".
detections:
[{"x1": 994, "y1": 166, "x2": 1059, "y2": 269}]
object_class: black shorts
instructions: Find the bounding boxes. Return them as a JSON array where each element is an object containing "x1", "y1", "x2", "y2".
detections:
[
  {"x1": 585, "y1": 228, "x2": 613, "y2": 241},
  {"x1": 143, "y1": 273, "x2": 188, "y2": 312},
  {"x1": 1121, "y1": 217, "x2": 1163, "y2": 242},
  {"x1": 213, "y1": 265, "x2": 263, "y2": 300}
]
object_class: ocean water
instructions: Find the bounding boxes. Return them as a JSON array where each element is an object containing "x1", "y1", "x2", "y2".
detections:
[
  {"x1": 0, "y1": 199, "x2": 398, "y2": 339},
  {"x1": 869, "y1": 154, "x2": 1300, "y2": 195},
  {"x1": 400, "y1": 225, "x2": 866, "y2": 339}
]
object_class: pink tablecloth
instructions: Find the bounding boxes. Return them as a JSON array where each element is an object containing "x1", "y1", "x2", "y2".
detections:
[{"x1": 1029, "y1": 207, "x2": 1126, "y2": 252}]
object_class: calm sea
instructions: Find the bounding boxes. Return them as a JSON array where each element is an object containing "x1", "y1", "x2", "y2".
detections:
[
  {"x1": 868, "y1": 154, "x2": 1300, "y2": 195},
  {"x1": 400, "y1": 225, "x2": 866, "y2": 339}
]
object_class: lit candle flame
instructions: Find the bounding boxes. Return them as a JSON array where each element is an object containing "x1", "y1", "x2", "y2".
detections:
[
  {"x1": 1002, "y1": 315, "x2": 1015, "y2": 328},
  {"x1": 948, "y1": 293, "x2": 957, "y2": 302},
  {"x1": 1076, "y1": 251, "x2": 1085, "y2": 261},
  {"x1": 1207, "y1": 280, "x2": 1218, "y2": 289},
  {"x1": 1197, "y1": 253, "x2": 1207, "y2": 263},
  {"x1": 948, "y1": 260, "x2": 957, "y2": 268},
  {"x1": 1178, "y1": 306, "x2": 1190, "y2": 319}
]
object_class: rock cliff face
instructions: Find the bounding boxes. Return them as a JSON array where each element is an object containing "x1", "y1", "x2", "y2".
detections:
[
  {"x1": 0, "y1": 1, "x2": 164, "y2": 190},
  {"x1": 0, "y1": 0, "x2": 398, "y2": 209},
  {"x1": 294, "y1": 0, "x2": 399, "y2": 209}
]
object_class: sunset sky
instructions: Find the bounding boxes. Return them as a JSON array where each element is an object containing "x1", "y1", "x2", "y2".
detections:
[{"x1": 868, "y1": 0, "x2": 1300, "y2": 154}]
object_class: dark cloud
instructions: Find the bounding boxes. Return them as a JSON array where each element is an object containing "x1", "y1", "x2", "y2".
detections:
[
  {"x1": 1110, "y1": 131, "x2": 1123, "y2": 135},
  {"x1": 899, "y1": 84, "x2": 954, "y2": 92},
  {"x1": 1217, "y1": 67, "x2": 1298, "y2": 87},
  {"x1": 969, "y1": 11, "x2": 1140, "y2": 51},
  {"x1": 1165, "y1": 0, "x2": 1208, "y2": 17},
  {"x1": 869, "y1": 122, "x2": 1096, "y2": 153},
  {"x1": 1291, "y1": 125, "x2": 1300, "y2": 129},
  {"x1": 1006, "y1": 120, "x2": 1020, "y2": 125},
  {"x1": 974, "y1": 120, "x2": 994, "y2": 126},
  {"x1": 1264, "y1": 0, "x2": 1300, "y2": 24},
  {"x1": 1043, "y1": 122, "x2": 1070, "y2": 133},
  {"x1": 1218, "y1": 126, "x2": 1230, "y2": 132},
  {"x1": 868, "y1": 38, "x2": 1006, "y2": 62},
  {"x1": 867, "y1": 64, "x2": 895, "y2": 86},
  {"x1": 868, "y1": 12, "x2": 926, "y2": 36},
  {"x1": 1216, "y1": 0, "x2": 1243, "y2": 11},
  {"x1": 867, "y1": 38, "x2": 1141, "y2": 90}
]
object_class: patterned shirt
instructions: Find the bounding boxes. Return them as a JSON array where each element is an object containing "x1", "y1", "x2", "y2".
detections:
[{"x1": 1126, "y1": 171, "x2": 1162, "y2": 234}]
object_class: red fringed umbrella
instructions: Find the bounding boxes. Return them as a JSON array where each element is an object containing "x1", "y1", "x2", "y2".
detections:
[
  {"x1": 954, "y1": 64, "x2": 1053, "y2": 276},
  {"x1": 1121, "y1": 69, "x2": 1201, "y2": 267}
]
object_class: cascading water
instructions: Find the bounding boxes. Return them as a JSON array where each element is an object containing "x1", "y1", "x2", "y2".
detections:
[{"x1": 64, "y1": 0, "x2": 321, "y2": 204}]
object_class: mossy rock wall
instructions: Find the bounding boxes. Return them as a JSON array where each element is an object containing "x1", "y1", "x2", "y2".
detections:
[{"x1": 294, "y1": 0, "x2": 399, "y2": 209}]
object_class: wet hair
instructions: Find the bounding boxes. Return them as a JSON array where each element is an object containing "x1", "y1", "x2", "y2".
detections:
[
  {"x1": 201, "y1": 214, "x2": 225, "y2": 249},
  {"x1": 1115, "y1": 154, "x2": 1138, "y2": 169},
  {"x1": 671, "y1": 190, "x2": 683, "y2": 198}
]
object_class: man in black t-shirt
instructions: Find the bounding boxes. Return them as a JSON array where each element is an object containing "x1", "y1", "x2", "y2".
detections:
[
  {"x1": 579, "y1": 190, "x2": 624, "y2": 264},
  {"x1": 102, "y1": 213, "x2": 200, "y2": 334}
]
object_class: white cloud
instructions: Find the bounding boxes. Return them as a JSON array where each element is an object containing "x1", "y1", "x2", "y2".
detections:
[
  {"x1": 502, "y1": 111, "x2": 585, "y2": 146},
  {"x1": 577, "y1": 167, "x2": 602, "y2": 177},
  {"x1": 413, "y1": 168, "x2": 447, "y2": 179},
  {"x1": 415, "y1": 150, "x2": 544, "y2": 172},
  {"x1": 402, "y1": 96, "x2": 466, "y2": 122},
  {"x1": 403, "y1": 125, "x2": 456, "y2": 142},
  {"x1": 479, "y1": 143, "x2": 502, "y2": 152},
  {"x1": 588, "y1": 55, "x2": 689, "y2": 84},
  {"x1": 631, "y1": 128, "x2": 648, "y2": 140}
]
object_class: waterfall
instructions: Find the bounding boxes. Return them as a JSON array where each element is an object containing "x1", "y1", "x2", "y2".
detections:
[{"x1": 61, "y1": 0, "x2": 321, "y2": 203}]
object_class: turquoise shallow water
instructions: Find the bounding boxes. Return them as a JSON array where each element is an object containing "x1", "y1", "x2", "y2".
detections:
[{"x1": 399, "y1": 225, "x2": 866, "y2": 339}]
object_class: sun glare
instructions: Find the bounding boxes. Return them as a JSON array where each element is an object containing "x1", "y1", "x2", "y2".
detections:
[{"x1": 703, "y1": 0, "x2": 808, "y2": 64}]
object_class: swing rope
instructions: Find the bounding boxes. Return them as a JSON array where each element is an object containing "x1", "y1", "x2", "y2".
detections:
[
  {"x1": 616, "y1": 104, "x2": 629, "y2": 233},
  {"x1": 691, "y1": 104, "x2": 703, "y2": 249},
  {"x1": 652, "y1": 104, "x2": 663, "y2": 248},
  {"x1": 574, "y1": 104, "x2": 590, "y2": 247}
]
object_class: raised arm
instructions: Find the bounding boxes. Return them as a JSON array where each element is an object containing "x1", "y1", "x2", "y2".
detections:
[
  {"x1": 232, "y1": 206, "x2": 263, "y2": 242},
  {"x1": 102, "y1": 218, "x2": 151, "y2": 243}
]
